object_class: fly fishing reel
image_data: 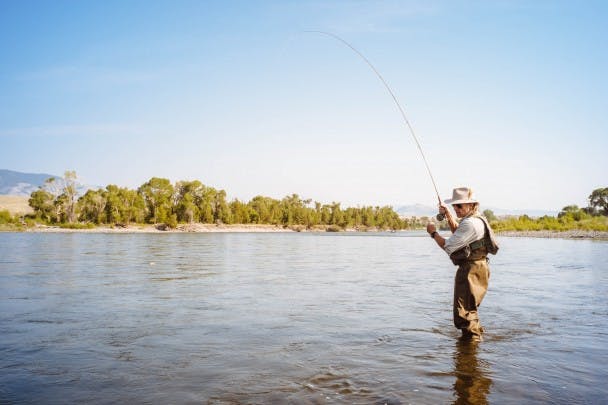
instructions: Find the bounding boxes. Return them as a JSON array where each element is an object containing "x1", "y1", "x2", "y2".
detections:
[{"x1": 436, "y1": 213, "x2": 445, "y2": 221}]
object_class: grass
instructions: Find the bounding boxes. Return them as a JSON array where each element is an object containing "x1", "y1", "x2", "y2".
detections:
[{"x1": 58, "y1": 222, "x2": 96, "y2": 230}]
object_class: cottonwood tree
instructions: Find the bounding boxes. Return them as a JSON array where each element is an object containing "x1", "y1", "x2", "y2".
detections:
[
  {"x1": 588, "y1": 187, "x2": 608, "y2": 216},
  {"x1": 214, "y1": 189, "x2": 231, "y2": 224},
  {"x1": 104, "y1": 185, "x2": 144, "y2": 224},
  {"x1": 138, "y1": 177, "x2": 175, "y2": 224},
  {"x1": 62, "y1": 171, "x2": 78, "y2": 223},
  {"x1": 37, "y1": 171, "x2": 78, "y2": 223},
  {"x1": 483, "y1": 209, "x2": 497, "y2": 222},
  {"x1": 78, "y1": 189, "x2": 106, "y2": 224},
  {"x1": 29, "y1": 189, "x2": 55, "y2": 222},
  {"x1": 174, "y1": 180, "x2": 206, "y2": 223}
]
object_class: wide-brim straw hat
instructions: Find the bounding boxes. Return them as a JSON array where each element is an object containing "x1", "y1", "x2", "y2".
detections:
[{"x1": 444, "y1": 187, "x2": 478, "y2": 205}]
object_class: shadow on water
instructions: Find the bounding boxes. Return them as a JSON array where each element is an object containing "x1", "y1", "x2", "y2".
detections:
[{"x1": 452, "y1": 339, "x2": 492, "y2": 405}]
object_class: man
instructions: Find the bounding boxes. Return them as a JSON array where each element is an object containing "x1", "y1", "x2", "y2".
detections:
[{"x1": 426, "y1": 187, "x2": 498, "y2": 341}]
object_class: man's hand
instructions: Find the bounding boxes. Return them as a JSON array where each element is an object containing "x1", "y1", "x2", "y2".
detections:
[
  {"x1": 439, "y1": 202, "x2": 458, "y2": 233},
  {"x1": 427, "y1": 221, "x2": 445, "y2": 248}
]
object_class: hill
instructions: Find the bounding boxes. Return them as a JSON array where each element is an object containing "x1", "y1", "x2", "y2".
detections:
[{"x1": 0, "y1": 195, "x2": 32, "y2": 215}]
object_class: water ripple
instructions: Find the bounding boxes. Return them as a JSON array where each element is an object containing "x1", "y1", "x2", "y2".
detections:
[{"x1": 0, "y1": 232, "x2": 606, "y2": 403}]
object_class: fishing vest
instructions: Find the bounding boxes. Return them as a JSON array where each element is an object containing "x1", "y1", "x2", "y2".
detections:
[{"x1": 449, "y1": 214, "x2": 499, "y2": 266}]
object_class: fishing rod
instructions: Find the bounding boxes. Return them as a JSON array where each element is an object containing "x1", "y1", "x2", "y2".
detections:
[{"x1": 306, "y1": 31, "x2": 445, "y2": 221}]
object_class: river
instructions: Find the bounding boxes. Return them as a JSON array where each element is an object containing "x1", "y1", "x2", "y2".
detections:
[{"x1": 1, "y1": 232, "x2": 606, "y2": 404}]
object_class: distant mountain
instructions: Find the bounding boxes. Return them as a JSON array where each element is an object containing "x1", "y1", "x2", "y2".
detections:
[
  {"x1": 484, "y1": 206, "x2": 558, "y2": 218},
  {"x1": 0, "y1": 169, "x2": 58, "y2": 196},
  {"x1": 394, "y1": 204, "x2": 436, "y2": 217},
  {"x1": 0, "y1": 169, "x2": 96, "y2": 197},
  {"x1": 394, "y1": 203, "x2": 557, "y2": 218}
]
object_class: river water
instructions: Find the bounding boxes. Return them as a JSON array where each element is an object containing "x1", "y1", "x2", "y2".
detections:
[{"x1": 0, "y1": 232, "x2": 606, "y2": 404}]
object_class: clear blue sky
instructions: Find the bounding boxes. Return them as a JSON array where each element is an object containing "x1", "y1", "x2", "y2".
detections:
[{"x1": 1, "y1": 0, "x2": 606, "y2": 211}]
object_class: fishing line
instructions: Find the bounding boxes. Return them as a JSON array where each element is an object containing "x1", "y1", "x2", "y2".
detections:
[{"x1": 306, "y1": 31, "x2": 445, "y2": 219}]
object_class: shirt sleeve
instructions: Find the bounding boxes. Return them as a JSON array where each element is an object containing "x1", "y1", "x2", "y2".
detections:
[{"x1": 443, "y1": 218, "x2": 479, "y2": 255}]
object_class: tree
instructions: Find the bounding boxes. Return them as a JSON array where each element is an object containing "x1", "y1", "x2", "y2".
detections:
[
  {"x1": 588, "y1": 187, "x2": 608, "y2": 216},
  {"x1": 29, "y1": 189, "x2": 55, "y2": 222},
  {"x1": 214, "y1": 190, "x2": 231, "y2": 224},
  {"x1": 375, "y1": 205, "x2": 403, "y2": 230},
  {"x1": 329, "y1": 202, "x2": 344, "y2": 227},
  {"x1": 558, "y1": 205, "x2": 588, "y2": 221},
  {"x1": 558, "y1": 205, "x2": 580, "y2": 217},
  {"x1": 174, "y1": 180, "x2": 207, "y2": 222},
  {"x1": 229, "y1": 199, "x2": 251, "y2": 224},
  {"x1": 78, "y1": 189, "x2": 106, "y2": 224},
  {"x1": 38, "y1": 171, "x2": 79, "y2": 224},
  {"x1": 95, "y1": 185, "x2": 144, "y2": 224},
  {"x1": 176, "y1": 192, "x2": 197, "y2": 223},
  {"x1": 280, "y1": 194, "x2": 306, "y2": 226},
  {"x1": 62, "y1": 170, "x2": 78, "y2": 223},
  {"x1": 483, "y1": 209, "x2": 497, "y2": 222},
  {"x1": 195, "y1": 186, "x2": 214, "y2": 223},
  {"x1": 32, "y1": 176, "x2": 64, "y2": 223},
  {"x1": 118, "y1": 187, "x2": 145, "y2": 224},
  {"x1": 362, "y1": 206, "x2": 375, "y2": 227},
  {"x1": 54, "y1": 193, "x2": 70, "y2": 223},
  {"x1": 41, "y1": 176, "x2": 62, "y2": 198},
  {"x1": 249, "y1": 196, "x2": 270, "y2": 224},
  {"x1": 138, "y1": 177, "x2": 174, "y2": 224}
]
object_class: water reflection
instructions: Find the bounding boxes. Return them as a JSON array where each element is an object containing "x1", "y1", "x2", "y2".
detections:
[{"x1": 453, "y1": 340, "x2": 492, "y2": 404}]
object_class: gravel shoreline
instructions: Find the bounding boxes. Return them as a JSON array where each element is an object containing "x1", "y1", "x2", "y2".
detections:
[
  {"x1": 18, "y1": 224, "x2": 380, "y2": 233},
  {"x1": 6, "y1": 225, "x2": 608, "y2": 240},
  {"x1": 497, "y1": 230, "x2": 608, "y2": 240},
  {"x1": 23, "y1": 224, "x2": 295, "y2": 233}
]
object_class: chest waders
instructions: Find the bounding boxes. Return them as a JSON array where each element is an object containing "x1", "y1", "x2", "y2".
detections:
[
  {"x1": 453, "y1": 245, "x2": 490, "y2": 340},
  {"x1": 450, "y1": 216, "x2": 498, "y2": 341}
]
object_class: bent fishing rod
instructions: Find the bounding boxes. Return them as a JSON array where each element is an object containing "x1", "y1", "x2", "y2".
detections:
[{"x1": 306, "y1": 31, "x2": 445, "y2": 221}]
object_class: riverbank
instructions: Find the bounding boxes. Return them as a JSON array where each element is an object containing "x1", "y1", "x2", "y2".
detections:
[
  {"x1": 20, "y1": 223, "x2": 295, "y2": 233},
  {"x1": 1, "y1": 224, "x2": 605, "y2": 240},
  {"x1": 497, "y1": 229, "x2": 608, "y2": 240},
  {"x1": 15, "y1": 223, "x2": 387, "y2": 233}
]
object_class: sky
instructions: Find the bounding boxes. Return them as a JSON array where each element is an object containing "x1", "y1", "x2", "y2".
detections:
[{"x1": 1, "y1": 0, "x2": 606, "y2": 212}]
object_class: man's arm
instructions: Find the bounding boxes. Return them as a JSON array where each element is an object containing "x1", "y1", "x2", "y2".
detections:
[
  {"x1": 439, "y1": 203, "x2": 458, "y2": 233},
  {"x1": 426, "y1": 222, "x2": 446, "y2": 248}
]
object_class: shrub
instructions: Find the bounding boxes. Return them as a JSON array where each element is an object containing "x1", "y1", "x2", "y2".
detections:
[
  {"x1": 492, "y1": 213, "x2": 608, "y2": 232},
  {"x1": 0, "y1": 209, "x2": 13, "y2": 224},
  {"x1": 59, "y1": 222, "x2": 95, "y2": 229}
]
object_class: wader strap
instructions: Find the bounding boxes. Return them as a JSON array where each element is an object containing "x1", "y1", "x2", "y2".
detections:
[
  {"x1": 449, "y1": 238, "x2": 487, "y2": 265},
  {"x1": 469, "y1": 238, "x2": 485, "y2": 250}
]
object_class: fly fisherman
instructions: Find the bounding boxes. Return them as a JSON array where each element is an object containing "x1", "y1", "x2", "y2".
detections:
[{"x1": 426, "y1": 187, "x2": 499, "y2": 341}]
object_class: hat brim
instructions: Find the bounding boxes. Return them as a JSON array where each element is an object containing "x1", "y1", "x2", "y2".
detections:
[{"x1": 444, "y1": 198, "x2": 478, "y2": 205}]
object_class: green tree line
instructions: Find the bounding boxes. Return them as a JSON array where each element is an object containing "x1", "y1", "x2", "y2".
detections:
[
  {"x1": 26, "y1": 173, "x2": 414, "y2": 230},
  {"x1": 486, "y1": 187, "x2": 608, "y2": 232}
]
